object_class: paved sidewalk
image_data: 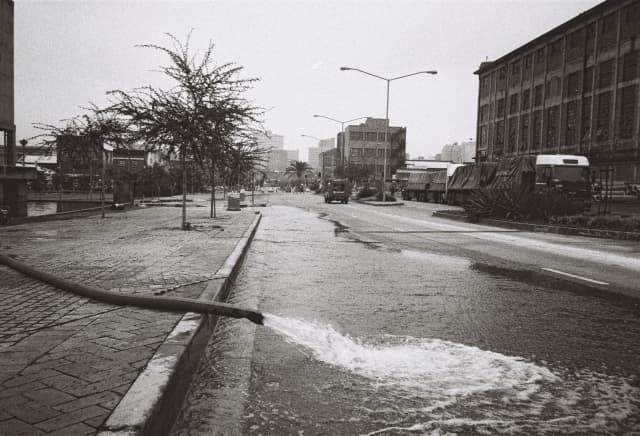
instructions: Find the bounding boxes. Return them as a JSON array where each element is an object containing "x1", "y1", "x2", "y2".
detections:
[{"x1": 0, "y1": 200, "x2": 259, "y2": 435}]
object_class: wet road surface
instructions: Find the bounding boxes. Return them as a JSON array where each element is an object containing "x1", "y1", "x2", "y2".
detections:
[{"x1": 172, "y1": 193, "x2": 640, "y2": 435}]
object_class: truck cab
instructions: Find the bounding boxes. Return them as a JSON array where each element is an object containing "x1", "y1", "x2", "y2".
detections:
[{"x1": 534, "y1": 154, "x2": 591, "y2": 209}]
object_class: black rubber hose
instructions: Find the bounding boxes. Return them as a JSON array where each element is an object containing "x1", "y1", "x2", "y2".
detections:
[{"x1": 0, "y1": 253, "x2": 264, "y2": 325}]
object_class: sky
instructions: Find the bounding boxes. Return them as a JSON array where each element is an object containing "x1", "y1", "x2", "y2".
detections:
[{"x1": 15, "y1": 0, "x2": 603, "y2": 161}]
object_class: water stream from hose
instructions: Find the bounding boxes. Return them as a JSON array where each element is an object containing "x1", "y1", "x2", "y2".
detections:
[{"x1": 263, "y1": 313, "x2": 556, "y2": 397}]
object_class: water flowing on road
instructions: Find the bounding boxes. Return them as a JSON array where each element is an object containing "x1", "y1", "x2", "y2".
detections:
[{"x1": 172, "y1": 199, "x2": 640, "y2": 436}]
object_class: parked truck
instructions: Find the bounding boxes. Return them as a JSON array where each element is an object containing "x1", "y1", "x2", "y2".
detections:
[
  {"x1": 447, "y1": 154, "x2": 591, "y2": 211},
  {"x1": 401, "y1": 163, "x2": 465, "y2": 203}
]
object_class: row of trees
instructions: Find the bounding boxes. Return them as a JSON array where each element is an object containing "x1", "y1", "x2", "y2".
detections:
[{"x1": 34, "y1": 33, "x2": 267, "y2": 229}]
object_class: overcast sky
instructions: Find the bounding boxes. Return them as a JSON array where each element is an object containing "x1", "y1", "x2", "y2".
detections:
[{"x1": 15, "y1": 0, "x2": 602, "y2": 161}]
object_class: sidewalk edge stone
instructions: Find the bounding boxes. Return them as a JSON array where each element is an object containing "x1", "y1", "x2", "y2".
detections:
[{"x1": 97, "y1": 212, "x2": 262, "y2": 436}]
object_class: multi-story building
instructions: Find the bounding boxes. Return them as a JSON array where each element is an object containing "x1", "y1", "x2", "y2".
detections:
[
  {"x1": 0, "y1": 0, "x2": 37, "y2": 216},
  {"x1": 475, "y1": 0, "x2": 640, "y2": 183},
  {"x1": 267, "y1": 149, "x2": 288, "y2": 172},
  {"x1": 307, "y1": 138, "x2": 335, "y2": 172},
  {"x1": 255, "y1": 130, "x2": 284, "y2": 150},
  {"x1": 319, "y1": 148, "x2": 339, "y2": 180},
  {"x1": 338, "y1": 117, "x2": 406, "y2": 181},
  {"x1": 0, "y1": 0, "x2": 14, "y2": 167},
  {"x1": 307, "y1": 146, "x2": 319, "y2": 170}
]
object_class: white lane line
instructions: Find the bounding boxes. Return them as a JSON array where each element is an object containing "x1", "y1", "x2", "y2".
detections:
[{"x1": 541, "y1": 267, "x2": 609, "y2": 285}]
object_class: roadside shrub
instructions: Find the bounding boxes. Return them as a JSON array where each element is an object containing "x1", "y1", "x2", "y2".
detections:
[
  {"x1": 548, "y1": 214, "x2": 640, "y2": 232},
  {"x1": 466, "y1": 187, "x2": 586, "y2": 222},
  {"x1": 356, "y1": 187, "x2": 377, "y2": 199}
]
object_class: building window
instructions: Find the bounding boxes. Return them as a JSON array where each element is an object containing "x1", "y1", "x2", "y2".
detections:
[
  {"x1": 351, "y1": 148, "x2": 362, "y2": 157},
  {"x1": 495, "y1": 120, "x2": 505, "y2": 149},
  {"x1": 535, "y1": 47, "x2": 545, "y2": 64},
  {"x1": 568, "y1": 29, "x2": 583, "y2": 50},
  {"x1": 545, "y1": 76, "x2": 561, "y2": 98},
  {"x1": 509, "y1": 94, "x2": 519, "y2": 115},
  {"x1": 532, "y1": 110, "x2": 542, "y2": 150},
  {"x1": 522, "y1": 89, "x2": 531, "y2": 110},
  {"x1": 480, "y1": 104, "x2": 489, "y2": 123},
  {"x1": 618, "y1": 85, "x2": 637, "y2": 139},
  {"x1": 545, "y1": 105, "x2": 559, "y2": 149},
  {"x1": 497, "y1": 98, "x2": 505, "y2": 118},
  {"x1": 598, "y1": 59, "x2": 614, "y2": 88},
  {"x1": 620, "y1": 50, "x2": 639, "y2": 82},
  {"x1": 596, "y1": 91, "x2": 613, "y2": 141},
  {"x1": 548, "y1": 39, "x2": 562, "y2": 69},
  {"x1": 583, "y1": 66, "x2": 594, "y2": 92},
  {"x1": 510, "y1": 61, "x2": 520, "y2": 77},
  {"x1": 586, "y1": 22, "x2": 596, "y2": 52},
  {"x1": 480, "y1": 125, "x2": 488, "y2": 146},
  {"x1": 507, "y1": 117, "x2": 518, "y2": 153},
  {"x1": 523, "y1": 54, "x2": 532, "y2": 72},
  {"x1": 534, "y1": 85, "x2": 543, "y2": 107},
  {"x1": 624, "y1": 2, "x2": 640, "y2": 24},
  {"x1": 498, "y1": 67, "x2": 506, "y2": 80},
  {"x1": 349, "y1": 131, "x2": 364, "y2": 141},
  {"x1": 581, "y1": 96, "x2": 592, "y2": 143},
  {"x1": 566, "y1": 71, "x2": 581, "y2": 97},
  {"x1": 565, "y1": 100, "x2": 578, "y2": 145},
  {"x1": 365, "y1": 132, "x2": 377, "y2": 141},
  {"x1": 520, "y1": 114, "x2": 530, "y2": 151},
  {"x1": 600, "y1": 13, "x2": 616, "y2": 35}
]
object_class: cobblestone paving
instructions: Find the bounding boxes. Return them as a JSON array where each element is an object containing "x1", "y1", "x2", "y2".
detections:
[{"x1": 0, "y1": 201, "x2": 257, "y2": 435}]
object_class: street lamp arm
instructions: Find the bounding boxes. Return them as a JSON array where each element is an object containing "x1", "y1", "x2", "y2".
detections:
[
  {"x1": 313, "y1": 114, "x2": 343, "y2": 124},
  {"x1": 301, "y1": 134, "x2": 321, "y2": 141},
  {"x1": 340, "y1": 66, "x2": 388, "y2": 81},
  {"x1": 344, "y1": 116, "x2": 369, "y2": 124},
  {"x1": 389, "y1": 70, "x2": 438, "y2": 81}
]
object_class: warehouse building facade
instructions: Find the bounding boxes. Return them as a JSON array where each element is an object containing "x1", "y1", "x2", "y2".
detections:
[{"x1": 475, "y1": 0, "x2": 640, "y2": 183}]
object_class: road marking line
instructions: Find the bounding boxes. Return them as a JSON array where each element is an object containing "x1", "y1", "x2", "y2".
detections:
[{"x1": 541, "y1": 267, "x2": 609, "y2": 285}]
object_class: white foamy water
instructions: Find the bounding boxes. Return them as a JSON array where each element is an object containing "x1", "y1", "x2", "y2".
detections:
[
  {"x1": 262, "y1": 315, "x2": 640, "y2": 434},
  {"x1": 263, "y1": 314, "x2": 557, "y2": 398}
]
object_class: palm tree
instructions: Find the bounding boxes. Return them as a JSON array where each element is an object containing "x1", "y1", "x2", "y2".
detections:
[{"x1": 286, "y1": 160, "x2": 313, "y2": 191}]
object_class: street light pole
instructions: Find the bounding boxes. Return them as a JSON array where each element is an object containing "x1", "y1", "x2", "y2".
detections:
[{"x1": 340, "y1": 67, "x2": 437, "y2": 201}]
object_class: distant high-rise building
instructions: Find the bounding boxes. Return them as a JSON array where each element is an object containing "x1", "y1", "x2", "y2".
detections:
[
  {"x1": 319, "y1": 138, "x2": 334, "y2": 153},
  {"x1": 254, "y1": 130, "x2": 285, "y2": 171},
  {"x1": 267, "y1": 149, "x2": 288, "y2": 172},
  {"x1": 439, "y1": 141, "x2": 476, "y2": 163},
  {"x1": 255, "y1": 130, "x2": 284, "y2": 150},
  {"x1": 308, "y1": 147, "x2": 319, "y2": 170},
  {"x1": 285, "y1": 149, "x2": 299, "y2": 163}
]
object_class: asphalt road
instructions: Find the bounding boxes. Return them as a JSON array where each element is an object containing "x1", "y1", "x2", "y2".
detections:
[{"x1": 171, "y1": 193, "x2": 640, "y2": 436}]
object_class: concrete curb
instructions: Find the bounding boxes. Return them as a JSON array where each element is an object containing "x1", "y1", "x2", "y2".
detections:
[
  {"x1": 432, "y1": 210, "x2": 640, "y2": 241},
  {"x1": 98, "y1": 211, "x2": 262, "y2": 436},
  {"x1": 356, "y1": 200, "x2": 405, "y2": 207}
]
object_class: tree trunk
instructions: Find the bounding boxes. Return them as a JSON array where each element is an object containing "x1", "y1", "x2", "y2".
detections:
[
  {"x1": 210, "y1": 162, "x2": 217, "y2": 218},
  {"x1": 181, "y1": 145, "x2": 187, "y2": 230}
]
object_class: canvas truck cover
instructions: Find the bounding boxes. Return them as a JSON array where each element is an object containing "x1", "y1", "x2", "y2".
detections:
[
  {"x1": 448, "y1": 162, "x2": 497, "y2": 192},
  {"x1": 485, "y1": 156, "x2": 536, "y2": 192},
  {"x1": 406, "y1": 171, "x2": 431, "y2": 191},
  {"x1": 427, "y1": 170, "x2": 447, "y2": 192}
]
